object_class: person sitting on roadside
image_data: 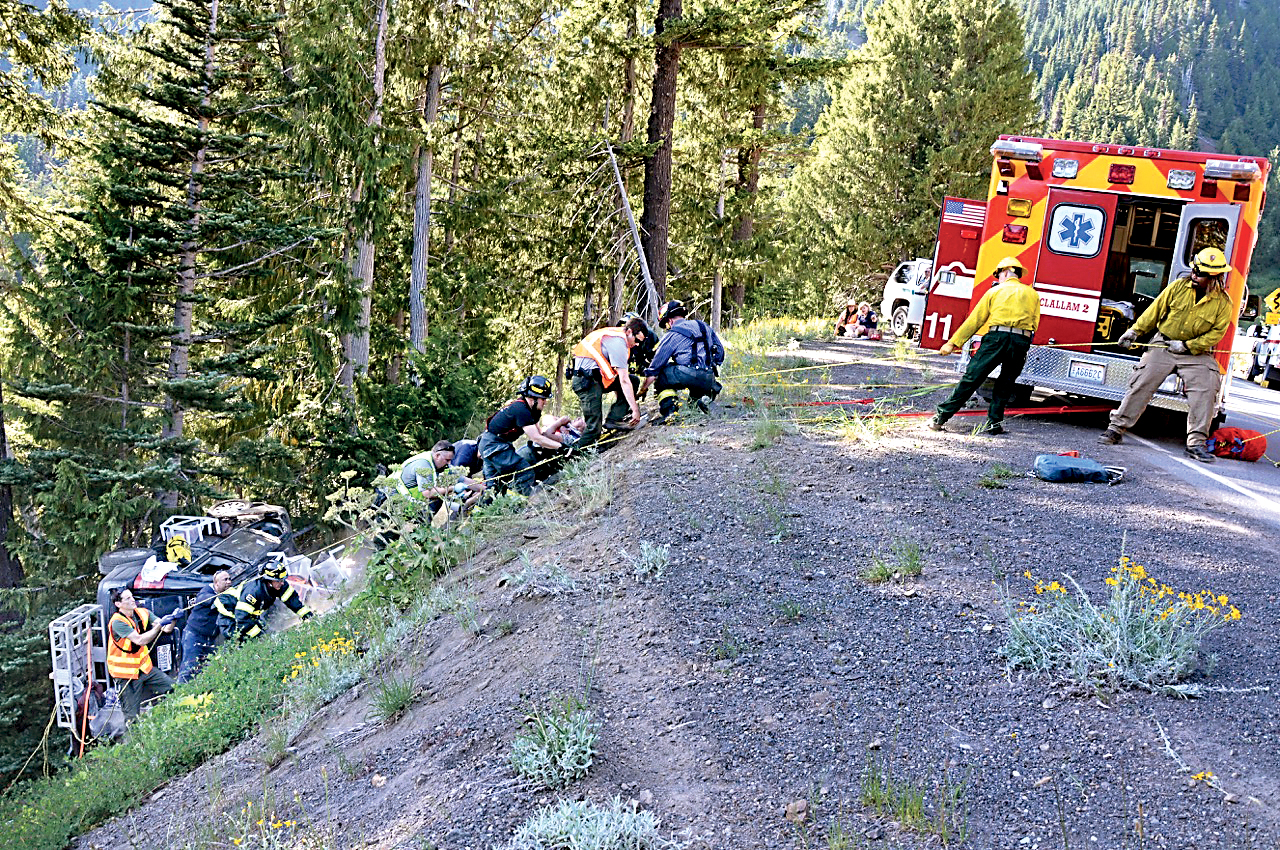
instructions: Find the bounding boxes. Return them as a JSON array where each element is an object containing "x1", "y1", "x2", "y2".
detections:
[
  {"x1": 851, "y1": 302, "x2": 881, "y2": 339},
  {"x1": 106, "y1": 588, "x2": 176, "y2": 721},
  {"x1": 834, "y1": 299, "x2": 859, "y2": 337}
]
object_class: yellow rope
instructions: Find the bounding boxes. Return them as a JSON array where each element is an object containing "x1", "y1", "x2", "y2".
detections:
[{"x1": 2, "y1": 707, "x2": 56, "y2": 797}]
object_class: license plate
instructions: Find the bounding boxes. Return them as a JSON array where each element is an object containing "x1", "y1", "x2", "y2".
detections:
[{"x1": 1068, "y1": 360, "x2": 1106, "y2": 383}]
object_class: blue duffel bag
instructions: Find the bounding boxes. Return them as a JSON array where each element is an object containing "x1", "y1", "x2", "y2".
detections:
[{"x1": 1033, "y1": 454, "x2": 1125, "y2": 485}]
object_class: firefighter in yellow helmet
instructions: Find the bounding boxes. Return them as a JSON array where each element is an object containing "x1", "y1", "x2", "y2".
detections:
[
  {"x1": 929, "y1": 256, "x2": 1040, "y2": 435},
  {"x1": 1099, "y1": 247, "x2": 1234, "y2": 462},
  {"x1": 232, "y1": 559, "x2": 314, "y2": 640}
]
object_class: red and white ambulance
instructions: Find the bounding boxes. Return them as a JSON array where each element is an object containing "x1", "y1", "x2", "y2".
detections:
[{"x1": 920, "y1": 135, "x2": 1271, "y2": 421}]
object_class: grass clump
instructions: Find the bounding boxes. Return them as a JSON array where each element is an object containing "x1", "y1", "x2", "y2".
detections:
[
  {"x1": 368, "y1": 673, "x2": 417, "y2": 723},
  {"x1": 620, "y1": 541, "x2": 669, "y2": 583},
  {"x1": 553, "y1": 453, "x2": 615, "y2": 515},
  {"x1": 862, "y1": 539, "x2": 924, "y2": 584},
  {"x1": 978, "y1": 462, "x2": 1018, "y2": 489},
  {"x1": 502, "y1": 796, "x2": 676, "y2": 850},
  {"x1": 862, "y1": 753, "x2": 968, "y2": 845},
  {"x1": 510, "y1": 697, "x2": 598, "y2": 789},
  {"x1": 1001, "y1": 555, "x2": 1244, "y2": 696}
]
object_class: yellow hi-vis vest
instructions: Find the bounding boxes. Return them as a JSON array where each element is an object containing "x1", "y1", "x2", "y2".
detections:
[
  {"x1": 571, "y1": 328, "x2": 628, "y2": 388},
  {"x1": 107, "y1": 608, "x2": 154, "y2": 680}
]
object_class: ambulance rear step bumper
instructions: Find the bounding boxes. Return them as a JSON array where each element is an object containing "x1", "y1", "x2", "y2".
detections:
[{"x1": 1015, "y1": 345, "x2": 1190, "y2": 413}]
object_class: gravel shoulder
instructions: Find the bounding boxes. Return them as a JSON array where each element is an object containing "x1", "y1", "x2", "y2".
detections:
[{"x1": 76, "y1": 338, "x2": 1280, "y2": 850}]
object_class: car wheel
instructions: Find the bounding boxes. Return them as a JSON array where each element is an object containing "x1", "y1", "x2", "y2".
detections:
[{"x1": 891, "y1": 304, "x2": 910, "y2": 337}]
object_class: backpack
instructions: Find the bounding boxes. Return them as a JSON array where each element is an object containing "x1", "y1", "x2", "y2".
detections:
[
  {"x1": 668, "y1": 320, "x2": 725, "y2": 370},
  {"x1": 1206, "y1": 427, "x2": 1267, "y2": 462},
  {"x1": 1033, "y1": 454, "x2": 1125, "y2": 485}
]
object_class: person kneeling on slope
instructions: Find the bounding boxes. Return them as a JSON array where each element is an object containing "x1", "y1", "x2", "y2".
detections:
[
  {"x1": 641, "y1": 300, "x2": 725, "y2": 424},
  {"x1": 478, "y1": 376, "x2": 566, "y2": 495}
]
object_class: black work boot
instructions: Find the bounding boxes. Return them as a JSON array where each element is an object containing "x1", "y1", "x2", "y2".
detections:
[
  {"x1": 982, "y1": 419, "x2": 1005, "y2": 435},
  {"x1": 1185, "y1": 444, "x2": 1216, "y2": 463},
  {"x1": 1097, "y1": 428, "x2": 1123, "y2": 445}
]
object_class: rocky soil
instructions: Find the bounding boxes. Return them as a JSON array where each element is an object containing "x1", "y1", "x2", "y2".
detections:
[{"x1": 77, "y1": 338, "x2": 1280, "y2": 850}]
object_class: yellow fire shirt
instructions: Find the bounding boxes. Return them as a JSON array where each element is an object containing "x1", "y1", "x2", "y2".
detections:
[
  {"x1": 948, "y1": 278, "x2": 1041, "y2": 346},
  {"x1": 1131, "y1": 277, "x2": 1232, "y2": 356}
]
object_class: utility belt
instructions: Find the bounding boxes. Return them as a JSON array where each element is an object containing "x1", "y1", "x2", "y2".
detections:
[
  {"x1": 566, "y1": 367, "x2": 600, "y2": 380},
  {"x1": 988, "y1": 325, "x2": 1034, "y2": 338}
]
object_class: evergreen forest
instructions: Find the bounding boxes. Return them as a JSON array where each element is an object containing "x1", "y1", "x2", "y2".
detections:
[{"x1": 2, "y1": 0, "x2": 1278, "y2": 787}]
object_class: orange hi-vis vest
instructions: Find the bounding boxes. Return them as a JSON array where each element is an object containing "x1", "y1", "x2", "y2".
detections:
[
  {"x1": 107, "y1": 608, "x2": 154, "y2": 680},
  {"x1": 572, "y1": 328, "x2": 628, "y2": 388}
]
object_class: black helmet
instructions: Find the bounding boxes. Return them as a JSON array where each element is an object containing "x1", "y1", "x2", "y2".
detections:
[
  {"x1": 262, "y1": 559, "x2": 288, "y2": 581},
  {"x1": 518, "y1": 375, "x2": 553, "y2": 400},
  {"x1": 658, "y1": 299, "x2": 687, "y2": 328}
]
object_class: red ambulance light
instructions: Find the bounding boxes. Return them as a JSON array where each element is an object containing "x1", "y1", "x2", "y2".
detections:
[
  {"x1": 997, "y1": 158, "x2": 1015, "y2": 177},
  {"x1": 1108, "y1": 164, "x2": 1136, "y2": 184},
  {"x1": 1201, "y1": 178, "x2": 1218, "y2": 199},
  {"x1": 1002, "y1": 224, "x2": 1028, "y2": 244},
  {"x1": 1234, "y1": 182, "x2": 1252, "y2": 202}
]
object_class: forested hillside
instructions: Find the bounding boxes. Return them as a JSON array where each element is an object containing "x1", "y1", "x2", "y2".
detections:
[{"x1": 1, "y1": 0, "x2": 1279, "y2": 795}]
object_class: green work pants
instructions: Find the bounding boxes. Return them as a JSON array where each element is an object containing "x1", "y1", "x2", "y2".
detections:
[
  {"x1": 572, "y1": 372, "x2": 631, "y2": 448},
  {"x1": 936, "y1": 331, "x2": 1031, "y2": 423}
]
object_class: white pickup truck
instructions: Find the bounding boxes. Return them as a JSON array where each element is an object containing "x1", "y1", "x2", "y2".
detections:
[{"x1": 878, "y1": 258, "x2": 932, "y2": 339}]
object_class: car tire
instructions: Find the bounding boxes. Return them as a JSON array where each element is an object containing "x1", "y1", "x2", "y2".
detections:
[
  {"x1": 98, "y1": 548, "x2": 154, "y2": 576},
  {"x1": 891, "y1": 304, "x2": 911, "y2": 338}
]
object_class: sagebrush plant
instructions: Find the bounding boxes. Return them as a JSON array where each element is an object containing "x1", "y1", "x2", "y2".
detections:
[
  {"x1": 503, "y1": 796, "x2": 676, "y2": 850},
  {"x1": 620, "y1": 540, "x2": 669, "y2": 582},
  {"x1": 506, "y1": 552, "x2": 579, "y2": 597},
  {"x1": 1002, "y1": 555, "x2": 1243, "y2": 695},
  {"x1": 510, "y1": 696, "x2": 598, "y2": 789}
]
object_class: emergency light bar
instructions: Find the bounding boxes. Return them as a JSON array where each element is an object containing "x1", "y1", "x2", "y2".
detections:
[
  {"x1": 991, "y1": 140, "x2": 1043, "y2": 162},
  {"x1": 1204, "y1": 159, "x2": 1262, "y2": 182}
]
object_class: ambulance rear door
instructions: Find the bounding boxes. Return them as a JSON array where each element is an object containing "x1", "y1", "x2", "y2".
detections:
[
  {"x1": 1170, "y1": 201, "x2": 1242, "y2": 376},
  {"x1": 920, "y1": 196, "x2": 985, "y2": 350},
  {"x1": 1034, "y1": 188, "x2": 1119, "y2": 351}
]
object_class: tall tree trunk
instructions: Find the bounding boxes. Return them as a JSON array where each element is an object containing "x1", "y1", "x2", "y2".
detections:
[
  {"x1": 387, "y1": 309, "x2": 404, "y2": 383},
  {"x1": 162, "y1": 0, "x2": 219, "y2": 506},
  {"x1": 409, "y1": 63, "x2": 443, "y2": 355},
  {"x1": 341, "y1": 0, "x2": 389, "y2": 388},
  {"x1": 712, "y1": 144, "x2": 728, "y2": 331},
  {"x1": 0, "y1": 378, "x2": 21, "y2": 587},
  {"x1": 555, "y1": 294, "x2": 571, "y2": 415},
  {"x1": 610, "y1": 17, "x2": 637, "y2": 323},
  {"x1": 639, "y1": 0, "x2": 682, "y2": 308},
  {"x1": 730, "y1": 101, "x2": 766, "y2": 316}
]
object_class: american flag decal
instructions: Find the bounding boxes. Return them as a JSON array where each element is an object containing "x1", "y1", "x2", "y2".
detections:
[{"x1": 942, "y1": 198, "x2": 986, "y2": 228}]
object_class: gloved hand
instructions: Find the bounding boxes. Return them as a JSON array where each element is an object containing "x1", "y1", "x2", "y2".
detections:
[
  {"x1": 1167, "y1": 339, "x2": 1189, "y2": 355},
  {"x1": 938, "y1": 342, "x2": 957, "y2": 356},
  {"x1": 301, "y1": 610, "x2": 315, "y2": 622},
  {"x1": 159, "y1": 613, "x2": 177, "y2": 629},
  {"x1": 1117, "y1": 329, "x2": 1139, "y2": 350}
]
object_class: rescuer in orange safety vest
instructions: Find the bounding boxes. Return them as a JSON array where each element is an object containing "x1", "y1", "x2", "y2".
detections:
[
  {"x1": 106, "y1": 587, "x2": 176, "y2": 721},
  {"x1": 929, "y1": 257, "x2": 1040, "y2": 435},
  {"x1": 568, "y1": 317, "x2": 649, "y2": 448}
]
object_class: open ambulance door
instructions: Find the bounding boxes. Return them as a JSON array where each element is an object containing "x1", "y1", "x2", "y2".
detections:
[
  {"x1": 920, "y1": 197, "x2": 985, "y2": 350},
  {"x1": 1034, "y1": 188, "x2": 1118, "y2": 351},
  {"x1": 1171, "y1": 202, "x2": 1242, "y2": 381}
]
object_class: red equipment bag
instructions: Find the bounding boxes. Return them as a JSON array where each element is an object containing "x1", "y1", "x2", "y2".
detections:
[{"x1": 1206, "y1": 427, "x2": 1266, "y2": 462}]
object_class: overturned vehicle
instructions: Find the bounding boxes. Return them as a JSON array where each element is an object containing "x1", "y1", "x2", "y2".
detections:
[{"x1": 48, "y1": 500, "x2": 344, "y2": 751}]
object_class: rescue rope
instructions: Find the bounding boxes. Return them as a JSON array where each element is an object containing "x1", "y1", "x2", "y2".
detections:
[{"x1": 2, "y1": 708, "x2": 56, "y2": 797}]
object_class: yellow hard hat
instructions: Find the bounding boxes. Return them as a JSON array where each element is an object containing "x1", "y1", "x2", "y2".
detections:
[
  {"x1": 1192, "y1": 247, "x2": 1231, "y2": 275},
  {"x1": 995, "y1": 256, "x2": 1024, "y2": 276}
]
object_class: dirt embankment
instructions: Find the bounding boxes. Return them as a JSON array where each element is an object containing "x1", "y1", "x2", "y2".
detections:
[{"x1": 77, "y1": 340, "x2": 1280, "y2": 850}]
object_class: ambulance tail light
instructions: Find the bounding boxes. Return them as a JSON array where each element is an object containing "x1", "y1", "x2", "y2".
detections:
[
  {"x1": 1108, "y1": 164, "x2": 1136, "y2": 184},
  {"x1": 991, "y1": 140, "x2": 1043, "y2": 162},
  {"x1": 1205, "y1": 159, "x2": 1262, "y2": 182},
  {"x1": 997, "y1": 158, "x2": 1015, "y2": 177},
  {"x1": 1002, "y1": 224, "x2": 1028, "y2": 244},
  {"x1": 1006, "y1": 198, "x2": 1033, "y2": 218}
]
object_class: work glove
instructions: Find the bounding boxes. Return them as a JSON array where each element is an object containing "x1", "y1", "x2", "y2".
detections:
[
  {"x1": 159, "y1": 613, "x2": 177, "y2": 629},
  {"x1": 1167, "y1": 339, "x2": 1189, "y2": 355},
  {"x1": 938, "y1": 342, "x2": 957, "y2": 356},
  {"x1": 301, "y1": 610, "x2": 315, "y2": 622},
  {"x1": 1116, "y1": 329, "x2": 1139, "y2": 350}
]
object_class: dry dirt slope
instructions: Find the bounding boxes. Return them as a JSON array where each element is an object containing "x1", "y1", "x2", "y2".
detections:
[{"x1": 77, "y1": 380, "x2": 1280, "y2": 850}]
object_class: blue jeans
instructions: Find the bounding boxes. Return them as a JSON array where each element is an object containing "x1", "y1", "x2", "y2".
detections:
[
  {"x1": 478, "y1": 432, "x2": 536, "y2": 496},
  {"x1": 176, "y1": 630, "x2": 217, "y2": 684}
]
